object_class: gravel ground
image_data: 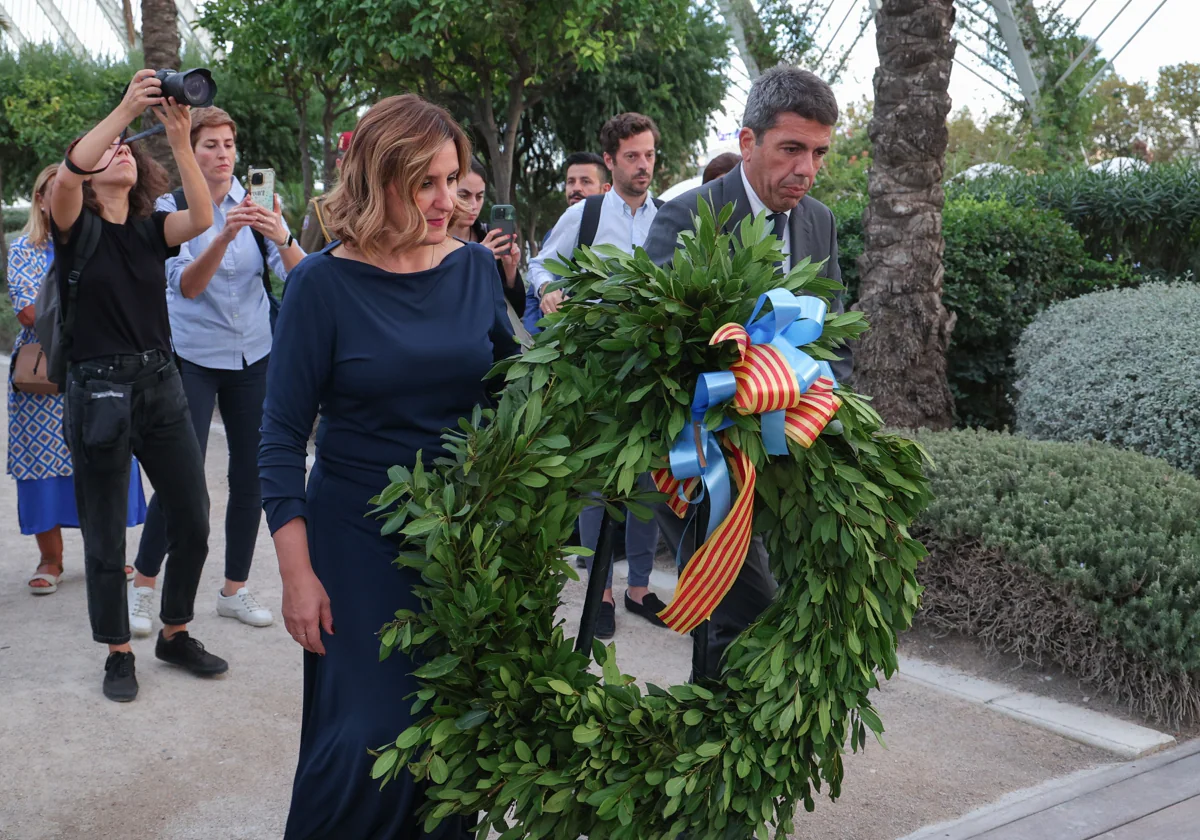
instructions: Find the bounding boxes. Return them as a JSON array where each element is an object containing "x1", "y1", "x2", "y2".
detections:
[{"x1": 0, "y1": 396, "x2": 1109, "y2": 839}]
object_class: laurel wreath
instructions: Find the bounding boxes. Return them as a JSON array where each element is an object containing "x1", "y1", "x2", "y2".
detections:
[{"x1": 370, "y1": 202, "x2": 931, "y2": 839}]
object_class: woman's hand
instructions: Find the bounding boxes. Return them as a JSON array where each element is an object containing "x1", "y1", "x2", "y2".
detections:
[
  {"x1": 118, "y1": 69, "x2": 164, "y2": 120},
  {"x1": 156, "y1": 97, "x2": 193, "y2": 150},
  {"x1": 217, "y1": 195, "x2": 260, "y2": 245},
  {"x1": 251, "y1": 195, "x2": 290, "y2": 247},
  {"x1": 17, "y1": 305, "x2": 36, "y2": 329},
  {"x1": 281, "y1": 566, "x2": 334, "y2": 655},
  {"x1": 482, "y1": 227, "x2": 520, "y2": 285}
]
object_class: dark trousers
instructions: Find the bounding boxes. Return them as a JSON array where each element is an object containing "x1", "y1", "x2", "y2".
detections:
[
  {"x1": 647, "y1": 475, "x2": 776, "y2": 681},
  {"x1": 135, "y1": 355, "x2": 267, "y2": 583},
  {"x1": 64, "y1": 351, "x2": 210, "y2": 644}
]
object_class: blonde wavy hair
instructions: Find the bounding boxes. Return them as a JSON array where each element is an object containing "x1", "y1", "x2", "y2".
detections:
[
  {"x1": 323, "y1": 95, "x2": 471, "y2": 260},
  {"x1": 22, "y1": 164, "x2": 60, "y2": 247}
]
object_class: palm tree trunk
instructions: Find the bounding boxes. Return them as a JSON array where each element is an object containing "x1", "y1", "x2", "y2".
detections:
[
  {"x1": 141, "y1": 0, "x2": 181, "y2": 184},
  {"x1": 852, "y1": 0, "x2": 957, "y2": 430}
]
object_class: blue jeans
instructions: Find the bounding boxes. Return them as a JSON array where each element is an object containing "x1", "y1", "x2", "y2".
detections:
[
  {"x1": 135, "y1": 355, "x2": 267, "y2": 583},
  {"x1": 578, "y1": 490, "x2": 660, "y2": 589}
]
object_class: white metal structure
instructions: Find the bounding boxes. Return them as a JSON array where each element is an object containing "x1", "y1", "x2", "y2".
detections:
[{"x1": 1, "y1": 0, "x2": 209, "y2": 58}]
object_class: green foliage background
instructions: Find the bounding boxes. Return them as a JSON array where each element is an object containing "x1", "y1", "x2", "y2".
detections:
[{"x1": 367, "y1": 205, "x2": 930, "y2": 838}]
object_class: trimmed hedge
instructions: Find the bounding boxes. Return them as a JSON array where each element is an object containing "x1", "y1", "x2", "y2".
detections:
[
  {"x1": 832, "y1": 196, "x2": 1126, "y2": 428},
  {"x1": 3, "y1": 208, "x2": 29, "y2": 233},
  {"x1": 916, "y1": 429, "x2": 1200, "y2": 725},
  {"x1": 1015, "y1": 282, "x2": 1200, "y2": 476},
  {"x1": 952, "y1": 163, "x2": 1200, "y2": 278}
]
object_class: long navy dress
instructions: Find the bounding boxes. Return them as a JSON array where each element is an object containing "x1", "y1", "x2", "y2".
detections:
[{"x1": 259, "y1": 240, "x2": 516, "y2": 840}]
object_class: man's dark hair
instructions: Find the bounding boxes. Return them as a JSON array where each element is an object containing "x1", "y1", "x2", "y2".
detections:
[
  {"x1": 742, "y1": 66, "x2": 838, "y2": 141},
  {"x1": 702, "y1": 152, "x2": 742, "y2": 184},
  {"x1": 564, "y1": 151, "x2": 608, "y2": 181},
  {"x1": 599, "y1": 113, "x2": 661, "y2": 158}
]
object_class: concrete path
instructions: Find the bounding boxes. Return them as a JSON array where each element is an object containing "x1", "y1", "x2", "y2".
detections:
[
  {"x1": 0, "y1": 385, "x2": 1118, "y2": 839},
  {"x1": 903, "y1": 739, "x2": 1200, "y2": 840}
]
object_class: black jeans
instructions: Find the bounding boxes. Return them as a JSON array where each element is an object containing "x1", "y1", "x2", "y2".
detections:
[
  {"x1": 64, "y1": 351, "x2": 210, "y2": 644},
  {"x1": 135, "y1": 355, "x2": 267, "y2": 583}
]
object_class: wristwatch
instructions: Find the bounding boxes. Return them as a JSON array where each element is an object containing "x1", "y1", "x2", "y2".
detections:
[{"x1": 283, "y1": 233, "x2": 295, "y2": 249}]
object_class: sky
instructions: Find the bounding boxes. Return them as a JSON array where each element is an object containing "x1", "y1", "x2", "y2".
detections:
[{"x1": 705, "y1": 0, "x2": 1199, "y2": 155}]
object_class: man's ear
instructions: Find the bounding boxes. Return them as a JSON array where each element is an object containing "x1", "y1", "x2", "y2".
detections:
[
  {"x1": 602, "y1": 183, "x2": 612, "y2": 193},
  {"x1": 738, "y1": 127, "x2": 756, "y2": 159}
]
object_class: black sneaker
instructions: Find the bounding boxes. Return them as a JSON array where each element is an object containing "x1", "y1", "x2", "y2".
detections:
[
  {"x1": 155, "y1": 631, "x2": 229, "y2": 676},
  {"x1": 625, "y1": 591, "x2": 669, "y2": 628},
  {"x1": 595, "y1": 601, "x2": 616, "y2": 640},
  {"x1": 103, "y1": 651, "x2": 139, "y2": 702}
]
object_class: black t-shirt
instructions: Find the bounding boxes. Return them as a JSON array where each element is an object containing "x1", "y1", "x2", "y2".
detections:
[{"x1": 52, "y1": 209, "x2": 179, "y2": 362}]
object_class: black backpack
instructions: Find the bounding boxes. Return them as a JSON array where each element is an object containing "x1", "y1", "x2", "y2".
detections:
[
  {"x1": 171, "y1": 188, "x2": 281, "y2": 332},
  {"x1": 576, "y1": 193, "x2": 665, "y2": 249}
]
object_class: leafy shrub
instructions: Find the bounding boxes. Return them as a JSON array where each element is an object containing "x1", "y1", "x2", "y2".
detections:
[
  {"x1": 953, "y1": 163, "x2": 1200, "y2": 278},
  {"x1": 916, "y1": 429, "x2": 1200, "y2": 724},
  {"x1": 1015, "y1": 281, "x2": 1200, "y2": 475},
  {"x1": 3, "y1": 208, "x2": 29, "y2": 233},
  {"x1": 832, "y1": 196, "x2": 1126, "y2": 428}
]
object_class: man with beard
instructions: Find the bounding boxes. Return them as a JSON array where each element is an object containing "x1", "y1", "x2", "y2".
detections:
[
  {"x1": 522, "y1": 152, "x2": 609, "y2": 335},
  {"x1": 528, "y1": 112, "x2": 667, "y2": 640},
  {"x1": 642, "y1": 66, "x2": 853, "y2": 682}
]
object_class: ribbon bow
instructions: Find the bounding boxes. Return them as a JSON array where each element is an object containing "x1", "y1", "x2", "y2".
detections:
[{"x1": 652, "y1": 289, "x2": 841, "y2": 634}]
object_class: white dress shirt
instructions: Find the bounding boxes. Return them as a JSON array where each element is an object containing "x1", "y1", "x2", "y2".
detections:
[
  {"x1": 740, "y1": 166, "x2": 792, "y2": 272},
  {"x1": 528, "y1": 188, "x2": 659, "y2": 295}
]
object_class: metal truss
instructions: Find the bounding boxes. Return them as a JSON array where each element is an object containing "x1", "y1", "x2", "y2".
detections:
[{"x1": 33, "y1": 0, "x2": 85, "y2": 56}]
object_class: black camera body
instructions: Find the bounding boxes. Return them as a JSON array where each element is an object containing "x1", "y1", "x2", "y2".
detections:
[{"x1": 155, "y1": 68, "x2": 217, "y2": 108}]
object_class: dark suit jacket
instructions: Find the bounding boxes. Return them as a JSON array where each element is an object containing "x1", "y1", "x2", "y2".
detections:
[{"x1": 642, "y1": 164, "x2": 853, "y2": 381}]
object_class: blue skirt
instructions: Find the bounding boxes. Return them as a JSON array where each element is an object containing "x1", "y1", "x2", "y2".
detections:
[{"x1": 16, "y1": 459, "x2": 148, "y2": 536}]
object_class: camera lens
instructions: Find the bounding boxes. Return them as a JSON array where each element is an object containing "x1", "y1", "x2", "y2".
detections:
[
  {"x1": 182, "y1": 74, "x2": 210, "y2": 104},
  {"x1": 251, "y1": 173, "x2": 264, "y2": 186}
]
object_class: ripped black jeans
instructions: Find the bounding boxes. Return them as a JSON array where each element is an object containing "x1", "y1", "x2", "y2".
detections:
[{"x1": 64, "y1": 351, "x2": 210, "y2": 644}]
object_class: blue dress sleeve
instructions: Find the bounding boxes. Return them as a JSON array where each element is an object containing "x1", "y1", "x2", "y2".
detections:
[
  {"x1": 6, "y1": 236, "x2": 43, "y2": 314},
  {"x1": 259, "y1": 256, "x2": 336, "y2": 533}
]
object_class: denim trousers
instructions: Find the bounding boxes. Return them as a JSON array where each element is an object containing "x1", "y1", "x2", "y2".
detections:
[
  {"x1": 64, "y1": 351, "x2": 210, "y2": 644},
  {"x1": 135, "y1": 355, "x2": 267, "y2": 583},
  {"x1": 577, "y1": 482, "x2": 661, "y2": 590}
]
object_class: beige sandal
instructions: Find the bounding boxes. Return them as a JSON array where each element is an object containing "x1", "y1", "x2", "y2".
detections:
[{"x1": 28, "y1": 562, "x2": 64, "y2": 595}]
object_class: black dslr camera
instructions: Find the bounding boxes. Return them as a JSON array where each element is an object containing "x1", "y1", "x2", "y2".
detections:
[{"x1": 154, "y1": 68, "x2": 218, "y2": 108}]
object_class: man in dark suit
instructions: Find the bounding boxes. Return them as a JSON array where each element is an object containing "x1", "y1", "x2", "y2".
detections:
[{"x1": 642, "y1": 66, "x2": 852, "y2": 681}]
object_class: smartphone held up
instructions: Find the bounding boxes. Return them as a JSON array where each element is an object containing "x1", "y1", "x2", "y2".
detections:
[{"x1": 248, "y1": 168, "x2": 276, "y2": 213}]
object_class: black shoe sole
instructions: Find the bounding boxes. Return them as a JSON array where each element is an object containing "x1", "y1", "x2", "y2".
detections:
[{"x1": 156, "y1": 655, "x2": 229, "y2": 676}]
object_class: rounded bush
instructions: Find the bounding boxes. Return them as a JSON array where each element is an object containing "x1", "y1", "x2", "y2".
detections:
[{"x1": 1015, "y1": 281, "x2": 1200, "y2": 475}]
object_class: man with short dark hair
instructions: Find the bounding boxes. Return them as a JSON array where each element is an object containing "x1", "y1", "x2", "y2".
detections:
[
  {"x1": 528, "y1": 113, "x2": 667, "y2": 640},
  {"x1": 643, "y1": 66, "x2": 852, "y2": 681},
  {"x1": 522, "y1": 152, "x2": 610, "y2": 334}
]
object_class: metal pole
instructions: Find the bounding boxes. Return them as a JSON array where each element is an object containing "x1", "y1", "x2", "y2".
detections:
[
  {"x1": 987, "y1": 0, "x2": 1041, "y2": 109},
  {"x1": 952, "y1": 57, "x2": 1022, "y2": 103},
  {"x1": 1054, "y1": 0, "x2": 1135, "y2": 90},
  {"x1": 814, "y1": 0, "x2": 858, "y2": 69},
  {"x1": 1078, "y1": 0, "x2": 1172, "y2": 99},
  {"x1": 574, "y1": 510, "x2": 617, "y2": 655}
]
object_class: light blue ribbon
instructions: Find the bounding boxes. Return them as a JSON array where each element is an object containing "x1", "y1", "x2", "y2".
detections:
[{"x1": 663, "y1": 288, "x2": 838, "y2": 545}]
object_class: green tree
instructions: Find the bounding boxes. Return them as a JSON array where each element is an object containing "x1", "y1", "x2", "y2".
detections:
[
  {"x1": 1089, "y1": 77, "x2": 1155, "y2": 160},
  {"x1": 1156, "y1": 62, "x2": 1200, "y2": 154},
  {"x1": 325, "y1": 0, "x2": 693, "y2": 204}
]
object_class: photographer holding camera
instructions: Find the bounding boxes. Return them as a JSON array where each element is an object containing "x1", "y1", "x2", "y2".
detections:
[
  {"x1": 130, "y1": 106, "x2": 304, "y2": 638},
  {"x1": 50, "y1": 68, "x2": 227, "y2": 702}
]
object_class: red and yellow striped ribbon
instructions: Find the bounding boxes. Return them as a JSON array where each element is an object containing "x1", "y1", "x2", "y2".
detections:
[{"x1": 652, "y1": 322, "x2": 841, "y2": 634}]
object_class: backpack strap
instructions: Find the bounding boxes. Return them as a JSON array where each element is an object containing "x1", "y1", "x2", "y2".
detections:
[
  {"x1": 310, "y1": 197, "x2": 332, "y2": 245},
  {"x1": 171, "y1": 187, "x2": 188, "y2": 211},
  {"x1": 577, "y1": 193, "x2": 605, "y2": 249},
  {"x1": 252, "y1": 229, "x2": 273, "y2": 297},
  {"x1": 60, "y1": 210, "x2": 103, "y2": 349},
  {"x1": 652, "y1": 196, "x2": 664, "y2": 209}
]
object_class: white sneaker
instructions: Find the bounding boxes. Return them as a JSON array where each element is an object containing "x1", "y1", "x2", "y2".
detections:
[
  {"x1": 129, "y1": 585, "x2": 155, "y2": 638},
  {"x1": 217, "y1": 587, "x2": 274, "y2": 627}
]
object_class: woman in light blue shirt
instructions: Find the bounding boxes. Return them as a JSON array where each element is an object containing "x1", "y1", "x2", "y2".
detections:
[{"x1": 131, "y1": 107, "x2": 305, "y2": 634}]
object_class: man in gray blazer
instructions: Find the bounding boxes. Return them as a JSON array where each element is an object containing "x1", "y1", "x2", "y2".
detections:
[{"x1": 643, "y1": 66, "x2": 852, "y2": 681}]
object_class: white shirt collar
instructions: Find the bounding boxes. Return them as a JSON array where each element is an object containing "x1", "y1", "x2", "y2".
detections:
[
  {"x1": 740, "y1": 164, "x2": 790, "y2": 222},
  {"x1": 217, "y1": 177, "x2": 247, "y2": 208},
  {"x1": 606, "y1": 187, "x2": 656, "y2": 218}
]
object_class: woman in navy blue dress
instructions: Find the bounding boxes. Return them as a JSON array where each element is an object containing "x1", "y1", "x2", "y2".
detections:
[{"x1": 258, "y1": 95, "x2": 516, "y2": 838}]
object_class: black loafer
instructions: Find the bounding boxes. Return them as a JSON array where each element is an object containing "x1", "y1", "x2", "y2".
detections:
[
  {"x1": 156, "y1": 631, "x2": 229, "y2": 676},
  {"x1": 625, "y1": 592, "x2": 668, "y2": 627},
  {"x1": 595, "y1": 601, "x2": 616, "y2": 639}
]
